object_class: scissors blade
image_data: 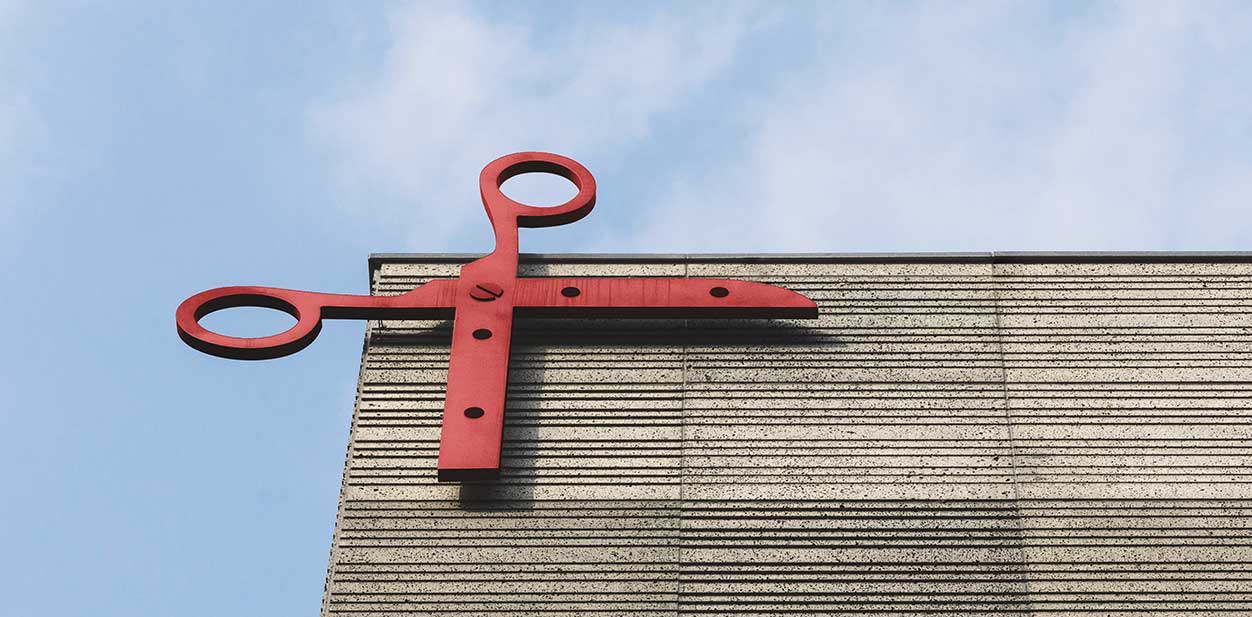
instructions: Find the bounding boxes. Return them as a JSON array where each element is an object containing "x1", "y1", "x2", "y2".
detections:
[
  {"x1": 430, "y1": 275, "x2": 814, "y2": 482},
  {"x1": 511, "y1": 277, "x2": 819, "y2": 319},
  {"x1": 435, "y1": 276, "x2": 516, "y2": 482}
]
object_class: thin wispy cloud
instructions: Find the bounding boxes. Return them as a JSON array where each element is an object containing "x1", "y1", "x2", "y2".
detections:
[
  {"x1": 0, "y1": 2, "x2": 41, "y2": 255},
  {"x1": 309, "y1": 1, "x2": 1251, "y2": 253},
  {"x1": 308, "y1": 1, "x2": 756, "y2": 248},
  {"x1": 635, "y1": 2, "x2": 1252, "y2": 252}
]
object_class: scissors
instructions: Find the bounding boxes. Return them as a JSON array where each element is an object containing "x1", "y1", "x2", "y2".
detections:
[{"x1": 177, "y1": 152, "x2": 818, "y2": 481}]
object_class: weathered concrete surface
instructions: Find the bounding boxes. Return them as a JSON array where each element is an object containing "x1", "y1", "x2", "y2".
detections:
[{"x1": 321, "y1": 254, "x2": 1252, "y2": 616}]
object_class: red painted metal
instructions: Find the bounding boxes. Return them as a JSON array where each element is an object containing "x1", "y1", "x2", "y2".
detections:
[{"x1": 176, "y1": 152, "x2": 818, "y2": 482}]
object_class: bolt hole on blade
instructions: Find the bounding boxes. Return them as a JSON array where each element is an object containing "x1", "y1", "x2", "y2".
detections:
[
  {"x1": 464, "y1": 406, "x2": 485, "y2": 419},
  {"x1": 561, "y1": 286, "x2": 581, "y2": 297},
  {"x1": 710, "y1": 286, "x2": 730, "y2": 298},
  {"x1": 472, "y1": 328, "x2": 492, "y2": 340}
]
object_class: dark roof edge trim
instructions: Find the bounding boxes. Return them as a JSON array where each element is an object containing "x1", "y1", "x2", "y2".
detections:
[
  {"x1": 370, "y1": 251, "x2": 1252, "y2": 274},
  {"x1": 989, "y1": 251, "x2": 1252, "y2": 263}
]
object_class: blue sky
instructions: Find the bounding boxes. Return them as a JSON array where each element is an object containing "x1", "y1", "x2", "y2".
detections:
[{"x1": 2, "y1": 1, "x2": 1250, "y2": 615}]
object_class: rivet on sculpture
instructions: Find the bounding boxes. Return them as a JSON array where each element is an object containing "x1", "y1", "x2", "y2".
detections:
[{"x1": 176, "y1": 152, "x2": 819, "y2": 481}]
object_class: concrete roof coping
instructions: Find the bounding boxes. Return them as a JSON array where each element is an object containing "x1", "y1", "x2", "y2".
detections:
[{"x1": 369, "y1": 251, "x2": 1252, "y2": 274}]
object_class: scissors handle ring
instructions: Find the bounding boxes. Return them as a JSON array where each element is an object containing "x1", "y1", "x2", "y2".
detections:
[
  {"x1": 176, "y1": 286, "x2": 324, "y2": 360},
  {"x1": 479, "y1": 152, "x2": 597, "y2": 228}
]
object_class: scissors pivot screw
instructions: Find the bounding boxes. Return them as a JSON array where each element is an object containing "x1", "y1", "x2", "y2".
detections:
[{"x1": 470, "y1": 282, "x2": 504, "y2": 301}]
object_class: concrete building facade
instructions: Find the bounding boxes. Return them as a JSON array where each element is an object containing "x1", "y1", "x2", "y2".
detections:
[{"x1": 320, "y1": 253, "x2": 1252, "y2": 616}]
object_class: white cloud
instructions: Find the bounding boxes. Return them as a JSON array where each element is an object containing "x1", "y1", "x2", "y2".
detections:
[
  {"x1": 312, "y1": 2, "x2": 1252, "y2": 254},
  {"x1": 308, "y1": 1, "x2": 756, "y2": 248},
  {"x1": 0, "y1": 1, "x2": 40, "y2": 249},
  {"x1": 632, "y1": 2, "x2": 1252, "y2": 252}
]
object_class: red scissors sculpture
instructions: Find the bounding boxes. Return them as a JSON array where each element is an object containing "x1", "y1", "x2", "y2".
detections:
[{"x1": 177, "y1": 152, "x2": 817, "y2": 481}]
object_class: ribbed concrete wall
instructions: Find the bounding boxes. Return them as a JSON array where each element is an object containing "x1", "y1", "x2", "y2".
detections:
[{"x1": 321, "y1": 255, "x2": 1252, "y2": 616}]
